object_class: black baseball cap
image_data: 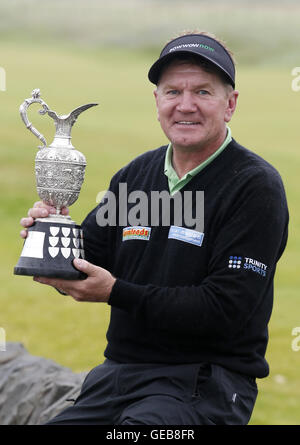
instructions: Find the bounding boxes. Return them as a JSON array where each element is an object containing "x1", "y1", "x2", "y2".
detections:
[{"x1": 148, "y1": 33, "x2": 235, "y2": 88}]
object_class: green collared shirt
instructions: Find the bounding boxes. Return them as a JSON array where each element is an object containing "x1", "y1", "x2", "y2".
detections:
[{"x1": 164, "y1": 127, "x2": 232, "y2": 195}]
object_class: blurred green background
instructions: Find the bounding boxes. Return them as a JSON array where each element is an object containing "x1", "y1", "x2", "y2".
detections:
[{"x1": 1, "y1": 0, "x2": 299, "y2": 425}]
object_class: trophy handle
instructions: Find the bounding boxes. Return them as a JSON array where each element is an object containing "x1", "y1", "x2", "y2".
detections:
[{"x1": 19, "y1": 89, "x2": 50, "y2": 148}]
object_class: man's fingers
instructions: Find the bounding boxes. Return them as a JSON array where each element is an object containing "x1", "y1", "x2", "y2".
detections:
[
  {"x1": 33, "y1": 276, "x2": 65, "y2": 292},
  {"x1": 73, "y1": 258, "x2": 98, "y2": 276},
  {"x1": 33, "y1": 276, "x2": 85, "y2": 301},
  {"x1": 61, "y1": 206, "x2": 69, "y2": 216},
  {"x1": 33, "y1": 276, "x2": 81, "y2": 291},
  {"x1": 20, "y1": 216, "x2": 34, "y2": 228},
  {"x1": 33, "y1": 201, "x2": 46, "y2": 208},
  {"x1": 28, "y1": 202, "x2": 69, "y2": 218},
  {"x1": 20, "y1": 229, "x2": 28, "y2": 239},
  {"x1": 33, "y1": 201, "x2": 69, "y2": 214},
  {"x1": 34, "y1": 276, "x2": 65, "y2": 287},
  {"x1": 20, "y1": 201, "x2": 69, "y2": 239},
  {"x1": 27, "y1": 206, "x2": 56, "y2": 219}
]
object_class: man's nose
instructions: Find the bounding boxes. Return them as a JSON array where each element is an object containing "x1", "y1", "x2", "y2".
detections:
[{"x1": 176, "y1": 92, "x2": 197, "y2": 113}]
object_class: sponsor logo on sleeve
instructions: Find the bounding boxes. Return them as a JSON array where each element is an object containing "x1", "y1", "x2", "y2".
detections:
[{"x1": 228, "y1": 256, "x2": 268, "y2": 277}]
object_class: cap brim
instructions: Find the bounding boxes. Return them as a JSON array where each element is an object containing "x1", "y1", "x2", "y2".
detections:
[{"x1": 148, "y1": 51, "x2": 235, "y2": 88}]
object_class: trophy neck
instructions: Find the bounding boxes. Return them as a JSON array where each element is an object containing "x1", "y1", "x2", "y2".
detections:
[
  {"x1": 48, "y1": 115, "x2": 76, "y2": 149},
  {"x1": 48, "y1": 135, "x2": 75, "y2": 149}
]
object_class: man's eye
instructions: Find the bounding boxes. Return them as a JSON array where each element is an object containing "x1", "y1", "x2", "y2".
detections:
[
  {"x1": 198, "y1": 90, "x2": 209, "y2": 95},
  {"x1": 166, "y1": 90, "x2": 179, "y2": 95}
]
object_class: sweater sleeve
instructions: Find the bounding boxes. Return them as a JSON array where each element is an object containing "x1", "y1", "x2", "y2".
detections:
[
  {"x1": 108, "y1": 169, "x2": 289, "y2": 339},
  {"x1": 81, "y1": 176, "x2": 119, "y2": 271}
]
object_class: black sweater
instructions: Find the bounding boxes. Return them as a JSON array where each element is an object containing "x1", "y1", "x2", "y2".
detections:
[{"x1": 82, "y1": 139, "x2": 289, "y2": 378}]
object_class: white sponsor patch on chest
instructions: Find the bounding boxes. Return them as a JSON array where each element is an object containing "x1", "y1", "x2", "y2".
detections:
[{"x1": 168, "y1": 226, "x2": 204, "y2": 247}]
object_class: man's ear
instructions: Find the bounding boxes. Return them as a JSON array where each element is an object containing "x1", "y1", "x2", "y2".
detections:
[
  {"x1": 153, "y1": 89, "x2": 160, "y2": 122},
  {"x1": 224, "y1": 90, "x2": 239, "y2": 123}
]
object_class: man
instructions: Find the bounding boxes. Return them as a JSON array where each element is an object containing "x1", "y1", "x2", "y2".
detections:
[{"x1": 20, "y1": 32, "x2": 289, "y2": 425}]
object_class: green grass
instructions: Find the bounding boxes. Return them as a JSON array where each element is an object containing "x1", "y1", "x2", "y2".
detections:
[{"x1": 1, "y1": 40, "x2": 300, "y2": 425}]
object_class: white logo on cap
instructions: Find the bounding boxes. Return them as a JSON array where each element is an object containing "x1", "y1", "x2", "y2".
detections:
[{"x1": 169, "y1": 43, "x2": 215, "y2": 53}]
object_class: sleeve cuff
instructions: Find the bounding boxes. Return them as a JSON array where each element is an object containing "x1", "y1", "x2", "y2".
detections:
[{"x1": 108, "y1": 279, "x2": 145, "y2": 311}]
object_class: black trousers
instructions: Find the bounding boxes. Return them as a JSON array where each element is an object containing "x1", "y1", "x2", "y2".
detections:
[{"x1": 45, "y1": 360, "x2": 257, "y2": 425}]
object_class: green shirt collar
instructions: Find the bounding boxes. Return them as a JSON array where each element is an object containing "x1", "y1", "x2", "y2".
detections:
[{"x1": 164, "y1": 126, "x2": 232, "y2": 195}]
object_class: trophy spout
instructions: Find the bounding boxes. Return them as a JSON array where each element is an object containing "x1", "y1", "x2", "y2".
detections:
[{"x1": 48, "y1": 103, "x2": 99, "y2": 149}]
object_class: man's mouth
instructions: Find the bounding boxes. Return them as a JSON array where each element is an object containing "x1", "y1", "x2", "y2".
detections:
[{"x1": 175, "y1": 121, "x2": 201, "y2": 125}]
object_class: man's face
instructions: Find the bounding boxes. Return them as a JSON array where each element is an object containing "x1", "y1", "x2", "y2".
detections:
[{"x1": 154, "y1": 62, "x2": 238, "y2": 153}]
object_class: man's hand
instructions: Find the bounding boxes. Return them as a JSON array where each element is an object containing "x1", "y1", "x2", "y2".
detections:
[
  {"x1": 33, "y1": 258, "x2": 116, "y2": 303},
  {"x1": 20, "y1": 201, "x2": 69, "y2": 239},
  {"x1": 20, "y1": 202, "x2": 115, "y2": 302}
]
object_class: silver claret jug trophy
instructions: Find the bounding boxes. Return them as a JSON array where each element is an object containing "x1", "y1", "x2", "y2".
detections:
[{"x1": 14, "y1": 89, "x2": 98, "y2": 279}]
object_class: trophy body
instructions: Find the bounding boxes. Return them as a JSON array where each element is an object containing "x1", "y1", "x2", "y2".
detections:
[{"x1": 14, "y1": 89, "x2": 98, "y2": 279}]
